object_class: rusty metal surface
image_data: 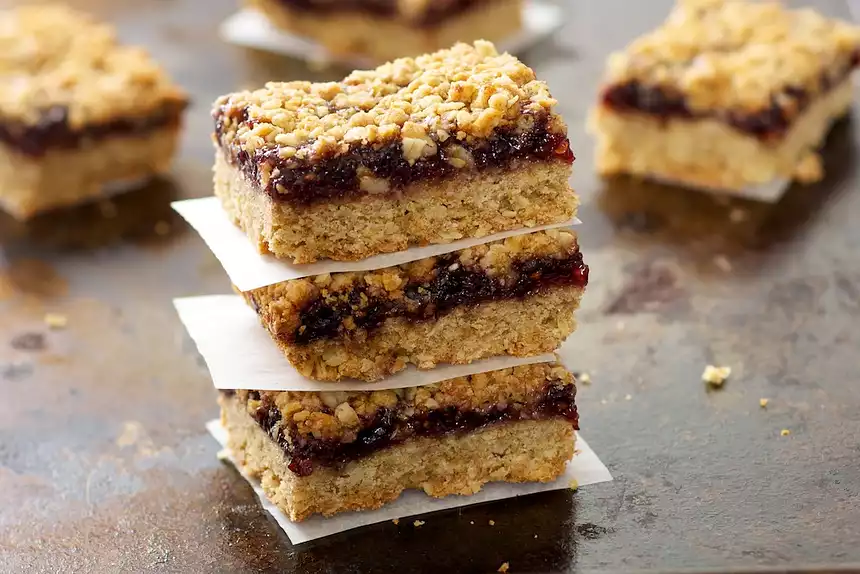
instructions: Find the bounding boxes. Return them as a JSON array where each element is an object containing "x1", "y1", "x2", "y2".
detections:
[{"x1": 1, "y1": 0, "x2": 859, "y2": 572}]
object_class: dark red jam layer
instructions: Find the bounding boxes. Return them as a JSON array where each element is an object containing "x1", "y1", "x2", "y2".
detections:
[
  {"x1": 274, "y1": 0, "x2": 494, "y2": 27},
  {"x1": 233, "y1": 382, "x2": 578, "y2": 477},
  {"x1": 249, "y1": 250, "x2": 588, "y2": 345},
  {"x1": 214, "y1": 110, "x2": 574, "y2": 205},
  {"x1": 601, "y1": 52, "x2": 859, "y2": 141},
  {"x1": 0, "y1": 101, "x2": 187, "y2": 158}
]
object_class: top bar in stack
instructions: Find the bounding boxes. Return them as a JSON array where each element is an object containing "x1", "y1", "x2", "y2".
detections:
[
  {"x1": 589, "y1": 0, "x2": 860, "y2": 192},
  {"x1": 212, "y1": 41, "x2": 577, "y2": 264}
]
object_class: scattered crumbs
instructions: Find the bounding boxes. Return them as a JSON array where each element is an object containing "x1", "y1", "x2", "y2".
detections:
[
  {"x1": 702, "y1": 365, "x2": 731, "y2": 387},
  {"x1": 569, "y1": 479, "x2": 579, "y2": 491},
  {"x1": 10, "y1": 332, "x2": 46, "y2": 351},
  {"x1": 713, "y1": 255, "x2": 732, "y2": 273},
  {"x1": 489, "y1": 520, "x2": 496, "y2": 526},
  {"x1": 578, "y1": 372, "x2": 591, "y2": 385},
  {"x1": 44, "y1": 313, "x2": 68, "y2": 329},
  {"x1": 392, "y1": 518, "x2": 400, "y2": 525},
  {"x1": 413, "y1": 520, "x2": 424, "y2": 527},
  {"x1": 98, "y1": 200, "x2": 118, "y2": 219},
  {"x1": 729, "y1": 208, "x2": 747, "y2": 223},
  {"x1": 624, "y1": 394, "x2": 632, "y2": 401},
  {"x1": 760, "y1": 398, "x2": 769, "y2": 408},
  {"x1": 498, "y1": 562, "x2": 510, "y2": 573},
  {"x1": 781, "y1": 429, "x2": 791, "y2": 436},
  {"x1": 154, "y1": 221, "x2": 171, "y2": 236}
]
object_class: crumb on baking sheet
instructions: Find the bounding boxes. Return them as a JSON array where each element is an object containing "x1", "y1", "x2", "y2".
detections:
[
  {"x1": 43, "y1": 313, "x2": 67, "y2": 329},
  {"x1": 413, "y1": 520, "x2": 424, "y2": 527},
  {"x1": 489, "y1": 520, "x2": 496, "y2": 526},
  {"x1": 781, "y1": 429, "x2": 791, "y2": 436},
  {"x1": 569, "y1": 479, "x2": 579, "y2": 491},
  {"x1": 498, "y1": 562, "x2": 510, "y2": 573},
  {"x1": 702, "y1": 365, "x2": 732, "y2": 387},
  {"x1": 392, "y1": 518, "x2": 400, "y2": 525},
  {"x1": 760, "y1": 398, "x2": 769, "y2": 408},
  {"x1": 578, "y1": 372, "x2": 592, "y2": 385},
  {"x1": 713, "y1": 255, "x2": 732, "y2": 272}
]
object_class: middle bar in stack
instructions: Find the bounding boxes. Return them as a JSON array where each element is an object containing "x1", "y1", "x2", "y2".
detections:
[{"x1": 192, "y1": 40, "x2": 588, "y2": 522}]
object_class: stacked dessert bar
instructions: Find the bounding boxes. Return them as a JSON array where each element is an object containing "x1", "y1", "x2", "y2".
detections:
[
  {"x1": 195, "y1": 41, "x2": 588, "y2": 521},
  {"x1": 0, "y1": 5, "x2": 187, "y2": 220},
  {"x1": 245, "y1": 0, "x2": 524, "y2": 63},
  {"x1": 589, "y1": 0, "x2": 860, "y2": 193}
]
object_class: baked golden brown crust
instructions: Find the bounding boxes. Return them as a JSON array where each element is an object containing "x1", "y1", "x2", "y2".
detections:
[
  {"x1": 221, "y1": 392, "x2": 575, "y2": 521},
  {"x1": 229, "y1": 362, "x2": 574, "y2": 443},
  {"x1": 0, "y1": 4, "x2": 187, "y2": 128},
  {"x1": 214, "y1": 40, "x2": 563, "y2": 165},
  {"x1": 602, "y1": 0, "x2": 860, "y2": 113}
]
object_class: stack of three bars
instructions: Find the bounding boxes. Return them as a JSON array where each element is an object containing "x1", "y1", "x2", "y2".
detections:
[{"x1": 201, "y1": 41, "x2": 588, "y2": 521}]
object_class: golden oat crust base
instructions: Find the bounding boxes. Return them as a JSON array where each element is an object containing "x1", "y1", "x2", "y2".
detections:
[
  {"x1": 243, "y1": 284, "x2": 582, "y2": 381},
  {"x1": 246, "y1": 0, "x2": 523, "y2": 63},
  {"x1": 0, "y1": 126, "x2": 181, "y2": 220},
  {"x1": 588, "y1": 78, "x2": 854, "y2": 191},
  {"x1": 214, "y1": 148, "x2": 576, "y2": 263},
  {"x1": 220, "y1": 393, "x2": 575, "y2": 521}
]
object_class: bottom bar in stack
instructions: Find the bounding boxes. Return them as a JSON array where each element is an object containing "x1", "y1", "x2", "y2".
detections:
[{"x1": 218, "y1": 362, "x2": 579, "y2": 521}]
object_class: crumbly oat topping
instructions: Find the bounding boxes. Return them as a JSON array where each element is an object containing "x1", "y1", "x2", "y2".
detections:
[
  {"x1": 0, "y1": 5, "x2": 187, "y2": 127},
  {"x1": 702, "y1": 364, "x2": 731, "y2": 387},
  {"x1": 604, "y1": 0, "x2": 860, "y2": 111},
  {"x1": 213, "y1": 41, "x2": 562, "y2": 164},
  {"x1": 247, "y1": 228, "x2": 579, "y2": 336},
  {"x1": 236, "y1": 362, "x2": 572, "y2": 441}
]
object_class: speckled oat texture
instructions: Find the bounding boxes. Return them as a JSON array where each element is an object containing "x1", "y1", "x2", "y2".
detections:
[
  {"x1": 221, "y1": 393, "x2": 575, "y2": 521},
  {"x1": 0, "y1": 4, "x2": 187, "y2": 127},
  {"x1": 231, "y1": 362, "x2": 574, "y2": 443},
  {"x1": 242, "y1": 229, "x2": 584, "y2": 381},
  {"x1": 212, "y1": 41, "x2": 576, "y2": 262},
  {"x1": 602, "y1": 0, "x2": 860, "y2": 113}
]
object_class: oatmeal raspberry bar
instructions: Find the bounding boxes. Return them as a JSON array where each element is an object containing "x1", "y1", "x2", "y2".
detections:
[
  {"x1": 589, "y1": 0, "x2": 860, "y2": 192},
  {"x1": 246, "y1": 0, "x2": 523, "y2": 63},
  {"x1": 241, "y1": 229, "x2": 587, "y2": 381},
  {"x1": 213, "y1": 41, "x2": 577, "y2": 264},
  {"x1": 219, "y1": 362, "x2": 578, "y2": 521},
  {"x1": 0, "y1": 5, "x2": 187, "y2": 220}
]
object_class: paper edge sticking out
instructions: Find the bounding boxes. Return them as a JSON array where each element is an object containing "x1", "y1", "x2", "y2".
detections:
[
  {"x1": 218, "y1": 0, "x2": 564, "y2": 67},
  {"x1": 645, "y1": 174, "x2": 791, "y2": 203},
  {"x1": 175, "y1": 294, "x2": 556, "y2": 392},
  {"x1": 205, "y1": 419, "x2": 612, "y2": 545},
  {"x1": 172, "y1": 196, "x2": 581, "y2": 292}
]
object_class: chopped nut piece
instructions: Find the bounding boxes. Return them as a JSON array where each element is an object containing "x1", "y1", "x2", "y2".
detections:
[
  {"x1": 392, "y1": 518, "x2": 400, "y2": 525},
  {"x1": 702, "y1": 365, "x2": 732, "y2": 387},
  {"x1": 43, "y1": 313, "x2": 68, "y2": 330},
  {"x1": 759, "y1": 398, "x2": 769, "y2": 408}
]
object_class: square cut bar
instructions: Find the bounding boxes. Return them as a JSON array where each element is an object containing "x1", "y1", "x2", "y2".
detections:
[
  {"x1": 241, "y1": 228, "x2": 588, "y2": 382},
  {"x1": 245, "y1": 0, "x2": 523, "y2": 63},
  {"x1": 0, "y1": 5, "x2": 188, "y2": 220},
  {"x1": 588, "y1": 0, "x2": 860, "y2": 192},
  {"x1": 219, "y1": 362, "x2": 578, "y2": 521},
  {"x1": 212, "y1": 41, "x2": 577, "y2": 264}
]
